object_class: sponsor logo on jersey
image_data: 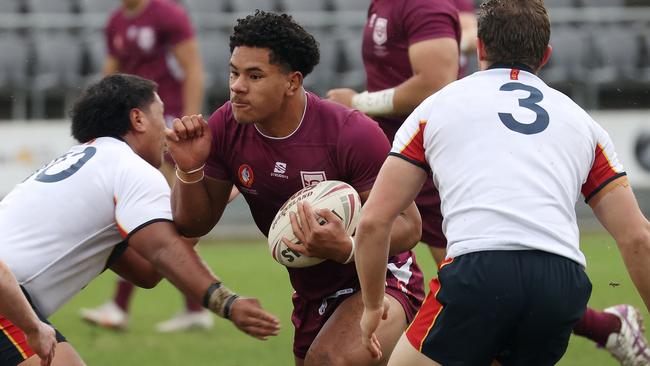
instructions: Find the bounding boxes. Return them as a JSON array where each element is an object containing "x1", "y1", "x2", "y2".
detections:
[
  {"x1": 137, "y1": 26, "x2": 155, "y2": 52},
  {"x1": 238, "y1": 164, "x2": 254, "y2": 188},
  {"x1": 271, "y1": 162, "x2": 289, "y2": 179},
  {"x1": 373, "y1": 17, "x2": 388, "y2": 46},
  {"x1": 300, "y1": 171, "x2": 326, "y2": 188},
  {"x1": 510, "y1": 69, "x2": 520, "y2": 80}
]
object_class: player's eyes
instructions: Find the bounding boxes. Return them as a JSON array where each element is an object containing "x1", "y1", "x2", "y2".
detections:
[{"x1": 250, "y1": 74, "x2": 263, "y2": 80}]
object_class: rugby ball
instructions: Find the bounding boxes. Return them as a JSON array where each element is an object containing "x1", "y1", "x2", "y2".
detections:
[{"x1": 268, "y1": 180, "x2": 362, "y2": 268}]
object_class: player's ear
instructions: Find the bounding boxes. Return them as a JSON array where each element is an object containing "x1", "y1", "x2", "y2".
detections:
[
  {"x1": 129, "y1": 108, "x2": 147, "y2": 133},
  {"x1": 286, "y1": 71, "x2": 303, "y2": 96},
  {"x1": 538, "y1": 45, "x2": 553, "y2": 71}
]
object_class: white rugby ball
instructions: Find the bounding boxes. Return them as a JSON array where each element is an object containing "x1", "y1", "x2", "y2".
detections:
[{"x1": 268, "y1": 180, "x2": 362, "y2": 268}]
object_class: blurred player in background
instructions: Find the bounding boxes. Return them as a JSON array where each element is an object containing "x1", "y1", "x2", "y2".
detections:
[
  {"x1": 326, "y1": 0, "x2": 460, "y2": 266},
  {"x1": 79, "y1": 0, "x2": 209, "y2": 333},
  {"x1": 354, "y1": 0, "x2": 650, "y2": 365},
  {"x1": 167, "y1": 11, "x2": 425, "y2": 365},
  {"x1": 0, "y1": 74, "x2": 279, "y2": 366}
]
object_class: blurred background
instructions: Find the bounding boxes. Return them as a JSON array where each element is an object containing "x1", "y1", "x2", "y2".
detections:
[{"x1": 0, "y1": 0, "x2": 649, "y2": 236}]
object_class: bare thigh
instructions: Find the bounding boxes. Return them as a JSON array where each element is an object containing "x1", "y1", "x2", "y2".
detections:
[
  {"x1": 19, "y1": 342, "x2": 85, "y2": 366},
  {"x1": 426, "y1": 246, "x2": 446, "y2": 268},
  {"x1": 388, "y1": 334, "x2": 441, "y2": 366},
  {"x1": 304, "y1": 292, "x2": 406, "y2": 366}
]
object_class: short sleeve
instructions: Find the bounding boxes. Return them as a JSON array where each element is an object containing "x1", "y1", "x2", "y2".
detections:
[
  {"x1": 113, "y1": 157, "x2": 172, "y2": 239},
  {"x1": 159, "y1": 1, "x2": 195, "y2": 46},
  {"x1": 403, "y1": 0, "x2": 460, "y2": 46},
  {"x1": 204, "y1": 106, "x2": 232, "y2": 182},
  {"x1": 337, "y1": 111, "x2": 391, "y2": 193},
  {"x1": 454, "y1": 0, "x2": 476, "y2": 13},
  {"x1": 390, "y1": 106, "x2": 430, "y2": 172},
  {"x1": 581, "y1": 123, "x2": 626, "y2": 203}
]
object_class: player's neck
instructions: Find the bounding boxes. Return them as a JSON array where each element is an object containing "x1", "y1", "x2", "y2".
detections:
[
  {"x1": 122, "y1": 0, "x2": 151, "y2": 16},
  {"x1": 255, "y1": 90, "x2": 306, "y2": 138}
]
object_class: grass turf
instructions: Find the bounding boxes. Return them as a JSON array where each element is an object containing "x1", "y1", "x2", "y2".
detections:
[{"x1": 49, "y1": 232, "x2": 643, "y2": 365}]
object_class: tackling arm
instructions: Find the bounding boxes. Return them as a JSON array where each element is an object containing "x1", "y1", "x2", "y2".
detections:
[{"x1": 590, "y1": 177, "x2": 650, "y2": 311}]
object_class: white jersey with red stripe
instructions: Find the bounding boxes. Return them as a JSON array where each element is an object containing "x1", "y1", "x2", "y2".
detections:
[
  {"x1": 0, "y1": 137, "x2": 171, "y2": 317},
  {"x1": 391, "y1": 65, "x2": 625, "y2": 267}
]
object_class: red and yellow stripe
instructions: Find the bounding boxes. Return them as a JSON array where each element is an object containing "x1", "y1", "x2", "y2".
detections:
[
  {"x1": 582, "y1": 143, "x2": 620, "y2": 199},
  {"x1": 0, "y1": 317, "x2": 35, "y2": 360},
  {"x1": 398, "y1": 120, "x2": 428, "y2": 165}
]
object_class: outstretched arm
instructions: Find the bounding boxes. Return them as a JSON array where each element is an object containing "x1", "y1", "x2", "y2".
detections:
[
  {"x1": 355, "y1": 156, "x2": 427, "y2": 358},
  {"x1": 590, "y1": 177, "x2": 650, "y2": 312},
  {"x1": 128, "y1": 221, "x2": 280, "y2": 339},
  {"x1": 0, "y1": 260, "x2": 56, "y2": 366}
]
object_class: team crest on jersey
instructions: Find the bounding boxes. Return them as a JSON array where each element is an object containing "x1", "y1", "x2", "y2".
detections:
[
  {"x1": 373, "y1": 17, "x2": 388, "y2": 46},
  {"x1": 238, "y1": 164, "x2": 254, "y2": 188},
  {"x1": 137, "y1": 27, "x2": 156, "y2": 52},
  {"x1": 300, "y1": 171, "x2": 326, "y2": 188}
]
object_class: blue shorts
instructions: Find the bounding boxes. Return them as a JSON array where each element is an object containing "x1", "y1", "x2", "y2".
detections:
[{"x1": 407, "y1": 250, "x2": 592, "y2": 366}]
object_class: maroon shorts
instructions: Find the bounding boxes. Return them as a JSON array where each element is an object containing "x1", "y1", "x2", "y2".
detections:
[
  {"x1": 291, "y1": 273, "x2": 424, "y2": 359},
  {"x1": 417, "y1": 177, "x2": 446, "y2": 248}
]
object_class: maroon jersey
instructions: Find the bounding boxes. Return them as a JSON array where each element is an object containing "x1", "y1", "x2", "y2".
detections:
[
  {"x1": 362, "y1": 0, "x2": 460, "y2": 141},
  {"x1": 105, "y1": 0, "x2": 194, "y2": 119},
  {"x1": 205, "y1": 92, "x2": 423, "y2": 302}
]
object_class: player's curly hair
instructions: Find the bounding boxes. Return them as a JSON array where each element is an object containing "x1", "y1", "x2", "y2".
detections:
[
  {"x1": 71, "y1": 74, "x2": 158, "y2": 143},
  {"x1": 230, "y1": 10, "x2": 320, "y2": 77}
]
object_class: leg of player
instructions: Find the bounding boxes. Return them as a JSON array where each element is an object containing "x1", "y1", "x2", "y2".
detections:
[
  {"x1": 426, "y1": 246, "x2": 446, "y2": 267},
  {"x1": 303, "y1": 293, "x2": 406, "y2": 366},
  {"x1": 19, "y1": 342, "x2": 84, "y2": 366},
  {"x1": 388, "y1": 334, "x2": 440, "y2": 366}
]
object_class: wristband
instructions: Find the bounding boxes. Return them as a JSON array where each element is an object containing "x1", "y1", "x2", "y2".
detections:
[
  {"x1": 343, "y1": 236, "x2": 355, "y2": 264},
  {"x1": 203, "y1": 282, "x2": 238, "y2": 318},
  {"x1": 351, "y1": 88, "x2": 395, "y2": 116},
  {"x1": 176, "y1": 163, "x2": 205, "y2": 184}
]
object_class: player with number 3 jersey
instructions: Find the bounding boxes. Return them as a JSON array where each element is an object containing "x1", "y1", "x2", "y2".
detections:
[{"x1": 354, "y1": 1, "x2": 650, "y2": 365}]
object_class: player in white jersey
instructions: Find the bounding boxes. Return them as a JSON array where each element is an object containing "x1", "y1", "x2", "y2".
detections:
[
  {"x1": 0, "y1": 74, "x2": 279, "y2": 366},
  {"x1": 354, "y1": 1, "x2": 650, "y2": 365}
]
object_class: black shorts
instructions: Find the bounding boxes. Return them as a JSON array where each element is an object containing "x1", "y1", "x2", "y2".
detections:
[
  {"x1": 0, "y1": 288, "x2": 66, "y2": 366},
  {"x1": 406, "y1": 250, "x2": 591, "y2": 366}
]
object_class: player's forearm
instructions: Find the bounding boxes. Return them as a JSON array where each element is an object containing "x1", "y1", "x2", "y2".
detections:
[
  {"x1": 171, "y1": 180, "x2": 222, "y2": 237},
  {"x1": 182, "y1": 65, "x2": 205, "y2": 116},
  {"x1": 355, "y1": 217, "x2": 392, "y2": 310},
  {"x1": 392, "y1": 72, "x2": 456, "y2": 115},
  {"x1": 617, "y1": 222, "x2": 650, "y2": 312},
  {"x1": 0, "y1": 261, "x2": 41, "y2": 334}
]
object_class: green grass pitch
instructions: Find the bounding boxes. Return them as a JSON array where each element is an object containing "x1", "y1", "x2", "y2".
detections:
[{"x1": 49, "y1": 232, "x2": 644, "y2": 365}]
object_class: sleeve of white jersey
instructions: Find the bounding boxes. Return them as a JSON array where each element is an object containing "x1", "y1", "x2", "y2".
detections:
[
  {"x1": 113, "y1": 158, "x2": 173, "y2": 239},
  {"x1": 389, "y1": 104, "x2": 431, "y2": 172},
  {"x1": 581, "y1": 122, "x2": 626, "y2": 203}
]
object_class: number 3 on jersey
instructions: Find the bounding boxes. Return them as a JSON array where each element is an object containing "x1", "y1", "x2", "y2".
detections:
[{"x1": 498, "y1": 82, "x2": 549, "y2": 135}]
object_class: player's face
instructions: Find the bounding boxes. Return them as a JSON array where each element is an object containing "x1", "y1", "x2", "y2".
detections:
[
  {"x1": 141, "y1": 93, "x2": 166, "y2": 168},
  {"x1": 229, "y1": 46, "x2": 294, "y2": 124}
]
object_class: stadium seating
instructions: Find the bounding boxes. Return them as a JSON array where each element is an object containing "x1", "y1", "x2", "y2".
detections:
[
  {"x1": 183, "y1": 0, "x2": 230, "y2": 13},
  {"x1": 0, "y1": 0, "x2": 23, "y2": 15},
  {"x1": 198, "y1": 30, "x2": 232, "y2": 100},
  {"x1": 26, "y1": 0, "x2": 75, "y2": 14},
  {"x1": 337, "y1": 36, "x2": 366, "y2": 91},
  {"x1": 281, "y1": 0, "x2": 329, "y2": 12},
  {"x1": 331, "y1": 0, "x2": 367, "y2": 12},
  {"x1": 0, "y1": 33, "x2": 29, "y2": 119},
  {"x1": 78, "y1": 0, "x2": 117, "y2": 14},
  {"x1": 229, "y1": 0, "x2": 280, "y2": 13},
  {"x1": 303, "y1": 30, "x2": 339, "y2": 96},
  {"x1": 543, "y1": 0, "x2": 578, "y2": 8},
  {"x1": 579, "y1": 0, "x2": 624, "y2": 7},
  {"x1": 31, "y1": 32, "x2": 84, "y2": 118}
]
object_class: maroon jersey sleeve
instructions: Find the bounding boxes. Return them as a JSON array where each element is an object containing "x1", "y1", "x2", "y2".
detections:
[
  {"x1": 454, "y1": 0, "x2": 476, "y2": 13},
  {"x1": 403, "y1": 0, "x2": 460, "y2": 46},
  {"x1": 337, "y1": 111, "x2": 391, "y2": 194},
  {"x1": 205, "y1": 104, "x2": 232, "y2": 182},
  {"x1": 158, "y1": 1, "x2": 195, "y2": 46}
]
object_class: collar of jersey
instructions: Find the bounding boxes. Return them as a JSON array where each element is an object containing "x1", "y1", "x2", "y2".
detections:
[{"x1": 487, "y1": 62, "x2": 534, "y2": 74}]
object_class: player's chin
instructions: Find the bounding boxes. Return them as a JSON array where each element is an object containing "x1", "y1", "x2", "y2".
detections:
[{"x1": 232, "y1": 110, "x2": 255, "y2": 125}]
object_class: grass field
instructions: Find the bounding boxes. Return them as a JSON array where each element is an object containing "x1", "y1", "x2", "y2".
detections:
[{"x1": 50, "y1": 232, "x2": 645, "y2": 365}]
